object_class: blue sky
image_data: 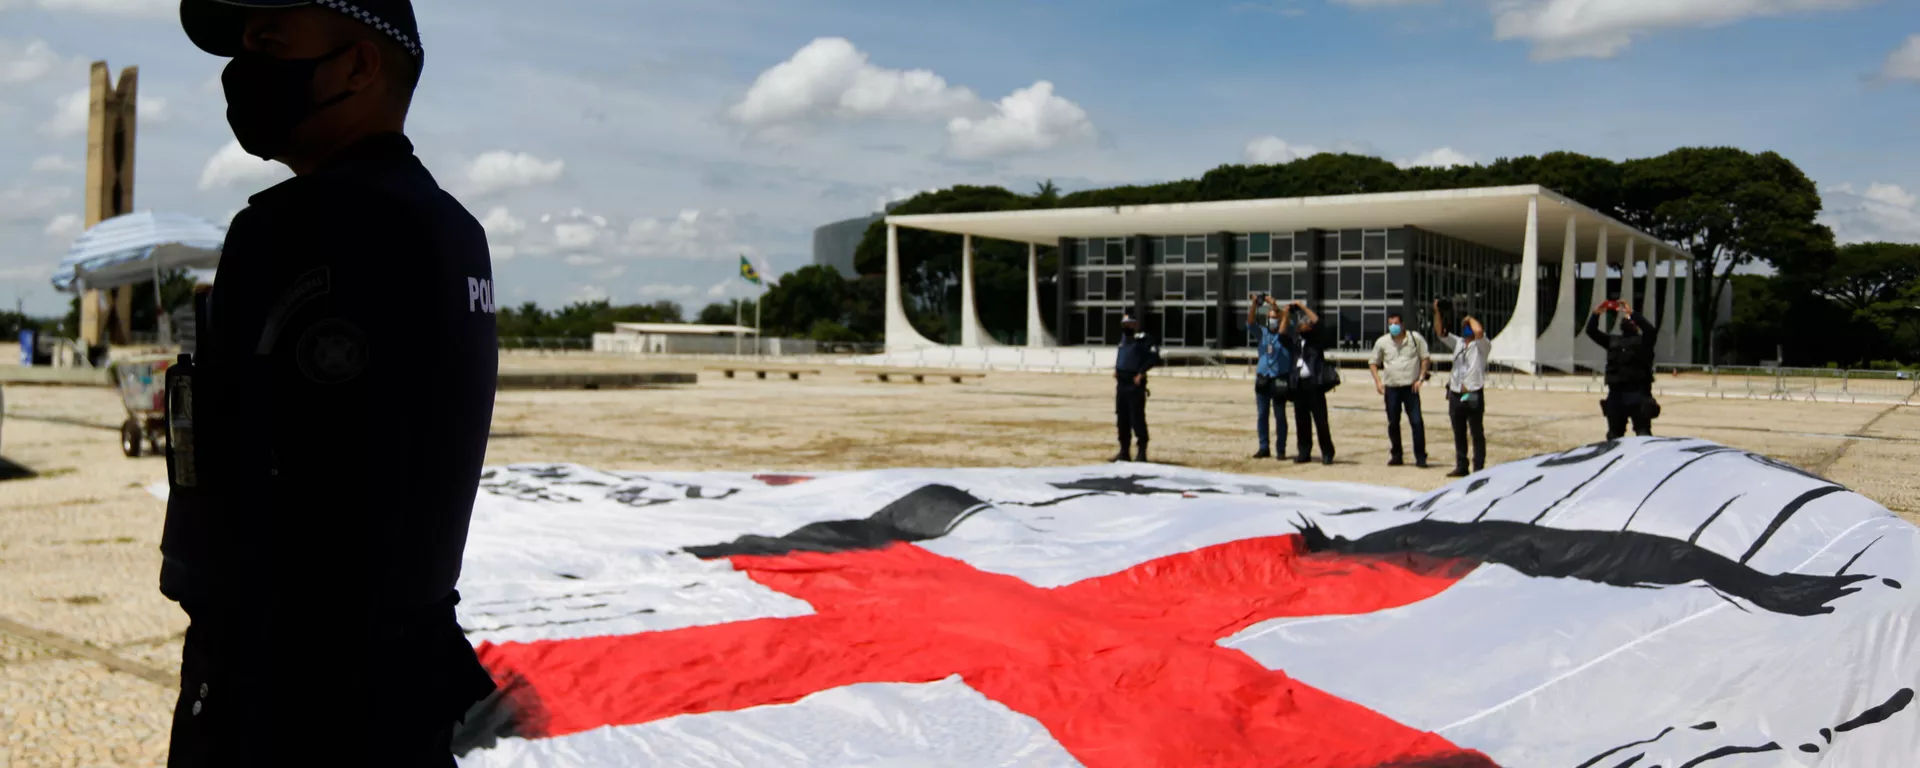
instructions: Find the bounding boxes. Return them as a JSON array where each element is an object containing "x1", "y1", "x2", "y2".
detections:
[{"x1": 2, "y1": 0, "x2": 1917, "y2": 315}]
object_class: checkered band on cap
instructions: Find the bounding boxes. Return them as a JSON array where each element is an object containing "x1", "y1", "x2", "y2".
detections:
[{"x1": 312, "y1": 0, "x2": 421, "y2": 58}]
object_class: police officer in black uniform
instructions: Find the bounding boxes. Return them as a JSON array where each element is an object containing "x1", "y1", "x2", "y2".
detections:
[
  {"x1": 1585, "y1": 298, "x2": 1661, "y2": 440},
  {"x1": 163, "y1": 1, "x2": 496, "y2": 765},
  {"x1": 1113, "y1": 312, "x2": 1161, "y2": 463}
]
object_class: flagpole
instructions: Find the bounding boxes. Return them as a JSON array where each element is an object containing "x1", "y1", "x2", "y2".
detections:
[
  {"x1": 754, "y1": 285, "x2": 763, "y2": 357},
  {"x1": 733, "y1": 295, "x2": 741, "y2": 357}
]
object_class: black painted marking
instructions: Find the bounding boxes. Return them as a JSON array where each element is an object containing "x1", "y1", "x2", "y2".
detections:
[
  {"x1": 1820, "y1": 727, "x2": 1831, "y2": 742},
  {"x1": 1624, "y1": 450, "x2": 1738, "y2": 530},
  {"x1": 1703, "y1": 586, "x2": 1751, "y2": 613},
  {"x1": 1608, "y1": 755, "x2": 1645, "y2": 768},
  {"x1": 686, "y1": 484, "x2": 988, "y2": 558},
  {"x1": 1834, "y1": 688, "x2": 1914, "y2": 733},
  {"x1": 1301, "y1": 519, "x2": 1872, "y2": 616},
  {"x1": 1465, "y1": 478, "x2": 1491, "y2": 495},
  {"x1": 1692, "y1": 722, "x2": 1717, "y2": 731},
  {"x1": 554, "y1": 573, "x2": 581, "y2": 580},
  {"x1": 466, "y1": 602, "x2": 609, "y2": 618},
  {"x1": 1688, "y1": 495, "x2": 1743, "y2": 545},
  {"x1": 1532, "y1": 456, "x2": 1625, "y2": 524},
  {"x1": 462, "y1": 589, "x2": 626, "y2": 608},
  {"x1": 1013, "y1": 491, "x2": 1104, "y2": 509},
  {"x1": 1837, "y1": 537, "x2": 1883, "y2": 576},
  {"x1": 1742, "y1": 452, "x2": 1831, "y2": 484},
  {"x1": 1575, "y1": 726, "x2": 1672, "y2": 768},
  {"x1": 1885, "y1": 578, "x2": 1902, "y2": 589},
  {"x1": 1541, "y1": 440, "x2": 1622, "y2": 467},
  {"x1": 1737, "y1": 486, "x2": 1848, "y2": 565},
  {"x1": 1472, "y1": 476, "x2": 1544, "y2": 522},
  {"x1": 1327, "y1": 506, "x2": 1379, "y2": 516},
  {"x1": 1676, "y1": 742, "x2": 1779, "y2": 767},
  {"x1": 1798, "y1": 744, "x2": 1819, "y2": 753},
  {"x1": 1415, "y1": 489, "x2": 1453, "y2": 519}
]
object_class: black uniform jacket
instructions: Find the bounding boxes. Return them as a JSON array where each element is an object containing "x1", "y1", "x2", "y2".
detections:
[{"x1": 160, "y1": 133, "x2": 498, "y2": 749}]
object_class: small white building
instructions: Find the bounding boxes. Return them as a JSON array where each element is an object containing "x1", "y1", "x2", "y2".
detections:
[{"x1": 593, "y1": 323, "x2": 816, "y2": 356}]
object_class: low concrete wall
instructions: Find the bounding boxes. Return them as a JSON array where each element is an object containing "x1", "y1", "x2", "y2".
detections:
[
  {"x1": 0, "y1": 366, "x2": 113, "y2": 387},
  {"x1": 497, "y1": 371, "x2": 696, "y2": 390}
]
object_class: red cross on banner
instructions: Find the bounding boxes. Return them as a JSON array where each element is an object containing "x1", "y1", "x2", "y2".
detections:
[{"x1": 474, "y1": 535, "x2": 1500, "y2": 768}]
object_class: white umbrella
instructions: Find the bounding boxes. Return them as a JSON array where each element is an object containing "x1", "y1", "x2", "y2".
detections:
[
  {"x1": 52, "y1": 211, "x2": 225, "y2": 294},
  {"x1": 51, "y1": 211, "x2": 225, "y2": 346}
]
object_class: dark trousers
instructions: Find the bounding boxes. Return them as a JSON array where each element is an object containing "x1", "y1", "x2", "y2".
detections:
[
  {"x1": 1383, "y1": 386, "x2": 1426, "y2": 462},
  {"x1": 1292, "y1": 387, "x2": 1335, "y2": 460},
  {"x1": 1255, "y1": 384, "x2": 1289, "y2": 454},
  {"x1": 1447, "y1": 389, "x2": 1486, "y2": 472},
  {"x1": 1116, "y1": 385, "x2": 1148, "y2": 454},
  {"x1": 1604, "y1": 388, "x2": 1654, "y2": 440}
]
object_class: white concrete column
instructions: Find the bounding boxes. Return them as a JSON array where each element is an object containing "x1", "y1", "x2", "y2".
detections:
[
  {"x1": 1575, "y1": 226, "x2": 1609, "y2": 371},
  {"x1": 1491, "y1": 195, "x2": 1541, "y2": 373},
  {"x1": 1025, "y1": 242, "x2": 1055, "y2": 347},
  {"x1": 1622, "y1": 237, "x2": 1638, "y2": 325},
  {"x1": 1640, "y1": 242, "x2": 1659, "y2": 332},
  {"x1": 958, "y1": 235, "x2": 1001, "y2": 347},
  {"x1": 884, "y1": 222, "x2": 939, "y2": 352},
  {"x1": 1661, "y1": 251, "x2": 1683, "y2": 362},
  {"x1": 1536, "y1": 212, "x2": 1578, "y2": 373},
  {"x1": 1678, "y1": 259, "x2": 1697, "y2": 364}
]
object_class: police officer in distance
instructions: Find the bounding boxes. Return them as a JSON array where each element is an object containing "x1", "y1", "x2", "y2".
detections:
[
  {"x1": 164, "y1": 0, "x2": 496, "y2": 764},
  {"x1": 1112, "y1": 311, "x2": 1162, "y2": 463},
  {"x1": 1585, "y1": 297, "x2": 1661, "y2": 440}
]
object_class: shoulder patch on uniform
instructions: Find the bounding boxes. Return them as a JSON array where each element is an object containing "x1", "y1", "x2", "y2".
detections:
[
  {"x1": 295, "y1": 318, "x2": 369, "y2": 384},
  {"x1": 257, "y1": 268, "x2": 331, "y2": 355}
]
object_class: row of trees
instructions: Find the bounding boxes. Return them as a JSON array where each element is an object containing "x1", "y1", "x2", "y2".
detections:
[
  {"x1": 851, "y1": 148, "x2": 1849, "y2": 362},
  {"x1": 491, "y1": 264, "x2": 884, "y2": 344},
  {"x1": 1728, "y1": 242, "x2": 1920, "y2": 367}
]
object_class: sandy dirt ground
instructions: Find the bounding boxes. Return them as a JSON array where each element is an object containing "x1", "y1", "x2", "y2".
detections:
[{"x1": 1, "y1": 352, "x2": 1916, "y2": 765}]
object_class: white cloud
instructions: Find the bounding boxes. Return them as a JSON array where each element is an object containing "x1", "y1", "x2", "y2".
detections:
[
  {"x1": 1881, "y1": 35, "x2": 1920, "y2": 82},
  {"x1": 0, "y1": 183, "x2": 74, "y2": 225},
  {"x1": 947, "y1": 81, "x2": 1097, "y2": 159},
  {"x1": 638, "y1": 283, "x2": 697, "y2": 298},
  {"x1": 43, "y1": 88, "x2": 170, "y2": 137},
  {"x1": 29, "y1": 154, "x2": 77, "y2": 174},
  {"x1": 707, "y1": 280, "x2": 731, "y2": 298},
  {"x1": 1820, "y1": 182, "x2": 1920, "y2": 244},
  {"x1": 562, "y1": 254, "x2": 606, "y2": 266},
  {"x1": 23, "y1": 0, "x2": 174, "y2": 17},
  {"x1": 1396, "y1": 147, "x2": 1477, "y2": 168},
  {"x1": 198, "y1": 140, "x2": 290, "y2": 190},
  {"x1": 1244, "y1": 136, "x2": 1326, "y2": 164},
  {"x1": 1490, "y1": 0, "x2": 1871, "y2": 61},
  {"x1": 729, "y1": 37, "x2": 981, "y2": 125},
  {"x1": 463, "y1": 151, "x2": 565, "y2": 196},
  {"x1": 0, "y1": 39, "x2": 76, "y2": 85},
  {"x1": 542, "y1": 209, "x2": 609, "y2": 251},
  {"x1": 623, "y1": 208, "x2": 753, "y2": 261},
  {"x1": 479, "y1": 206, "x2": 525, "y2": 236},
  {"x1": 43, "y1": 213, "x2": 82, "y2": 240}
]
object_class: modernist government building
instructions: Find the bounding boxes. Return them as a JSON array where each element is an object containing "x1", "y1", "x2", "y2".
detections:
[{"x1": 877, "y1": 185, "x2": 1707, "y2": 373}]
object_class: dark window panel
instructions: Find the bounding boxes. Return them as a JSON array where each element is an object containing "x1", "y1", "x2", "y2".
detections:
[
  {"x1": 1205, "y1": 311, "x2": 1219, "y2": 347},
  {"x1": 1341, "y1": 306, "x2": 1362, "y2": 344},
  {"x1": 1341, "y1": 228, "x2": 1362, "y2": 253},
  {"x1": 1387, "y1": 264, "x2": 1407, "y2": 293},
  {"x1": 1104, "y1": 309, "x2": 1122, "y2": 344},
  {"x1": 1206, "y1": 269, "x2": 1219, "y2": 299},
  {"x1": 1250, "y1": 232, "x2": 1271, "y2": 255},
  {"x1": 1231, "y1": 272, "x2": 1250, "y2": 297},
  {"x1": 1363, "y1": 309, "x2": 1385, "y2": 340},
  {"x1": 1388, "y1": 228, "x2": 1408, "y2": 251},
  {"x1": 1148, "y1": 272, "x2": 1164, "y2": 299},
  {"x1": 1364, "y1": 270, "x2": 1385, "y2": 300},
  {"x1": 1107, "y1": 240, "x2": 1124, "y2": 264},
  {"x1": 1205, "y1": 234, "x2": 1222, "y2": 256},
  {"x1": 1251, "y1": 271, "x2": 1270, "y2": 295},
  {"x1": 1185, "y1": 309, "x2": 1205, "y2": 348},
  {"x1": 1186, "y1": 273, "x2": 1205, "y2": 299},
  {"x1": 1274, "y1": 236, "x2": 1293, "y2": 262},
  {"x1": 1165, "y1": 309, "x2": 1183, "y2": 342},
  {"x1": 1340, "y1": 266, "x2": 1361, "y2": 292},
  {"x1": 1272, "y1": 269, "x2": 1293, "y2": 298},
  {"x1": 1364, "y1": 233, "x2": 1385, "y2": 261},
  {"x1": 1106, "y1": 274, "x2": 1124, "y2": 299}
]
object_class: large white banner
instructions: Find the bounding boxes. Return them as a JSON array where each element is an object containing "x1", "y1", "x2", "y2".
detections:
[{"x1": 450, "y1": 437, "x2": 1918, "y2": 767}]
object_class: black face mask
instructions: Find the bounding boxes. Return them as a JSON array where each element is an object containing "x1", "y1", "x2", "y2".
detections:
[{"x1": 222, "y1": 45, "x2": 357, "y2": 161}]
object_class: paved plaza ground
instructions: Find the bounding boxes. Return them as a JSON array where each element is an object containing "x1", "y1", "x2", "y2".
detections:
[{"x1": 2, "y1": 354, "x2": 1916, "y2": 765}]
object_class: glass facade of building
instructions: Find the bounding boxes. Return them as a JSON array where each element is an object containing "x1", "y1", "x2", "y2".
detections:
[{"x1": 1059, "y1": 227, "x2": 1527, "y2": 350}]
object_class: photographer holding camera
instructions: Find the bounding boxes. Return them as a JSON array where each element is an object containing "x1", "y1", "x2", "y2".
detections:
[
  {"x1": 1433, "y1": 299, "x2": 1491, "y2": 478},
  {"x1": 1282, "y1": 300, "x2": 1338, "y2": 464},
  {"x1": 1246, "y1": 294, "x2": 1292, "y2": 460},
  {"x1": 1586, "y1": 298, "x2": 1661, "y2": 439}
]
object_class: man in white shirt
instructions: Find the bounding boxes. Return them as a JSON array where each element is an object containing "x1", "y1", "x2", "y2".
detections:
[
  {"x1": 1433, "y1": 299, "x2": 1491, "y2": 477},
  {"x1": 1367, "y1": 312, "x2": 1430, "y2": 468}
]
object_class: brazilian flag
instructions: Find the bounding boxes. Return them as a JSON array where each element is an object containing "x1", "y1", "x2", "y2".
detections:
[{"x1": 739, "y1": 255, "x2": 762, "y2": 285}]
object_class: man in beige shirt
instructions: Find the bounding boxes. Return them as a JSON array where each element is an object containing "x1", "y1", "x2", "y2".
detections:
[{"x1": 1368, "y1": 312, "x2": 1430, "y2": 467}]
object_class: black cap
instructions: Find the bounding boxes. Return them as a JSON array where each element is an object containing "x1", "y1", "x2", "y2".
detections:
[{"x1": 181, "y1": 0, "x2": 422, "y2": 60}]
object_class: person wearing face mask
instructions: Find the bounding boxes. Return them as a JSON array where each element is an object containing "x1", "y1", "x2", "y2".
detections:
[
  {"x1": 163, "y1": 1, "x2": 496, "y2": 765},
  {"x1": 1434, "y1": 300, "x2": 1491, "y2": 478},
  {"x1": 1367, "y1": 312, "x2": 1430, "y2": 468},
  {"x1": 1112, "y1": 311, "x2": 1162, "y2": 462},
  {"x1": 1282, "y1": 301, "x2": 1337, "y2": 465},
  {"x1": 1245, "y1": 294, "x2": 1292, "y2": 460}
]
